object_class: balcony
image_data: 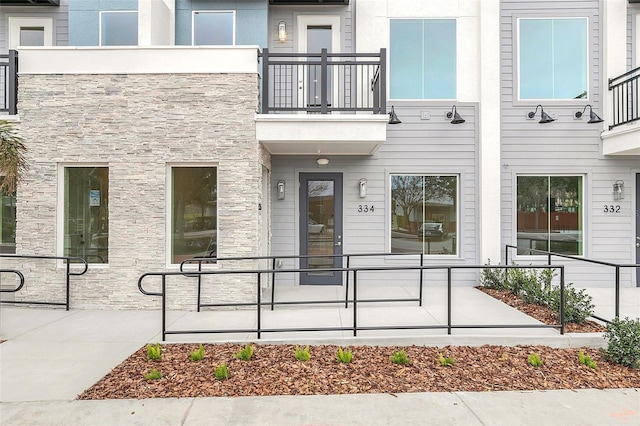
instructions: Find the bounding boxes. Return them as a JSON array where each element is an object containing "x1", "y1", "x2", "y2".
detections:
[
  {"x1": 1, "y1": 51, "x2": 18, "y2": 116},
  {"x1": 601, "y1": 66, "x2": 640, "y2": 155},
  {"x1": 255, "y1": 48, "x2": 390, "y2": 156}
]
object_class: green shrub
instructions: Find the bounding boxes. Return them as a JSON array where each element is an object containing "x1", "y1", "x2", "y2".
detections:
[
  {"x1": 480, "y1": 261, "x2": 507, "y2": 290},
  {"x1": 391, "y1": 349, "x2": 410, "y2": 365},
  {"x1": 294, "y1": 345, "x2": 311, "y2": 362},
  {"x1": 189, "y1": 344, "x2": 205, "y2": 362},
  {"x1": 234, "y1": 344, "x2": 255, "y2": 361},
  {"x1": 144, "y1": 368, "x2": 162, "y2": 380},
  {"x1": 548, "y1": 285, "x2": 594, "y2": 324},
  {"x1": 603, "y1": 317, "x2": 640, "y2": 369},
  {"x1": 527, "y1": 353, "x2": 543, "y2": 367},
  {"x1": 214, "y1": 364, "x2": 229, "y2": 380},
  {"x1": 438, "y1": 353, "x2": 455, "y2": 367},
  {"x1": 578, "y1": 350, "x2": 597, "y2": 370},
  {"x1": 336, "y1": 347, "x2": 353, "y2": 363},
  {"x1": 147, "y1": 343, "x2": 162, "y2": 361}
]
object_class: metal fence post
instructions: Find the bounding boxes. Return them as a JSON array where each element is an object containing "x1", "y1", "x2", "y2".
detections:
[
  {"x1": 419, "y1": 253, "x2": 424, "y2": 306},
  {"x1": 197, "y1": 260, "x2": 202, "y2": 312},
  {"x1": 353, "y1": 270, "x2": 358, "y2": 336},
  {"x1": 161, "y1": 275, "x2": 167, "y2": 341},
  {"x1": 560, "y1": 266, "x2": 565, "y2": 335},
  {"x1": 65, "y1": 262, "x2": 71, "y2": 311},
  {"x1": 271, "y1": 257, "x2": 277, "y2": 311},
  {"x1": 345, "y1": 255, "x2": 351, "y2": 308},
  {"x1": 257, "y1": 272, "x2": 262, "y2": 339},
  {"x1": 615, "y1": 266, "x2": 620, "y2": 318},
  {"x1": 447, "y1": 267, "x2": 452, "y2": 335}
]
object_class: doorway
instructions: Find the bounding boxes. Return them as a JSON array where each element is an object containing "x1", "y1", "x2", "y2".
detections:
[
  {"x1": 299, "y1": 173, "x2": 343, "y2": 285},
  {"x1": 297, "y1": 15, "x2": 341, "y2": 111}
]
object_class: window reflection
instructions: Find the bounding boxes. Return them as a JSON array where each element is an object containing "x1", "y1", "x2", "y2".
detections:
[
  {"x1": 516, "y1": 176, "x2": 583, "y2": 255},
  {"x1": 171, "y1": 167, "x2": 217, "y2": 264},
  {"x1": 390, "y1": 175, "x2": 458, "y2": 255},
  {"x1": 64, "y1": 167, "x2": 109, "y2": 263}
]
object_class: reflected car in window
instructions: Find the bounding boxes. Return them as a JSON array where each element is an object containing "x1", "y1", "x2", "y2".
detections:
[
  {"x1": 308, "y1": 219, "x2": 326, "y2": 234},
  {"x1": 418, "y1": 223, "x2": 447, "y2": 240}
]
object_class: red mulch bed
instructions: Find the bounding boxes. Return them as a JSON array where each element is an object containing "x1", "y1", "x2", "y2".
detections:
[
  {"x1": 476, "y1": 287, "x2": 606, "y2": 333},
  {"x1": 78, "y1": 343, "x2": 640, "y2": 399}
]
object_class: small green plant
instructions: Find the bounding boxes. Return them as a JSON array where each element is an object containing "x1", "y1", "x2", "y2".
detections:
[
  {"x1": 578, "y1": 350, "x2": 597, "y2": 370},
  {"x1": 294, "y1": 345, "x2": 311, "y2": 362},
  {"x1": 214, "y1": 363, "x2": 229, "y2": 380},
  {"x1": 189, "y1": 344, "x2": 205, "y2": 362},
  {"x1": 602, "y1": 317, "x2": 640, "y2": 369},
  {"x1": 391, "y1": 349, "x2": 410, "y2": 365},
  {"x1": 144, "y1": 368, "x2": 162, "y2": 380},
  {"x1": 480, "y1": 261, "x2": 508, "y2": 290},
  {"x1": 527, "y1": 353, "x2": 544, "y2": 367},
  {"x1": 147, "y1": 343, "x2": 162, "y2": 361},
  {"x1": 234, "y1": 344, "x2": 254, "y2": 361},
  {"x1": 438, "y1": 353, "x2": 455, "y2": 367},
  {"x1": 548, "y1": 285, "x2": 594, "y2": 324},
  {"x1": 336, "y1": 347, "x2": 353, "y2": 363}
]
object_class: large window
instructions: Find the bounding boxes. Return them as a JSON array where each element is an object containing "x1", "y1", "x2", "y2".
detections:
[
  {"x1": 1, "y1": 187, "x2": 16, "y2": 254},
  {"x1": 518, "y1": 18, "x2": 588, "y2": 100},
  {"x1": 193, "y1": 11, "x2": 235, "y2": 45},
  {"x1": 100, "y1": 11, "x2": 138, "y2": 46},
  {"x1": 64, "y1": 167, "x2": 109, "y2": 263},
  {"x1": 171, "y1": 167, "x2": 217, "y2": 264},
  {"x1": 390, "y1": 19, "x2": 456, "y2": 99},
  {"x1": 390, "y1": 175, "x2": 458, "y2": 255},
  {"x1": 516, "y1": 176, "x2": 583, "y2": 255}
]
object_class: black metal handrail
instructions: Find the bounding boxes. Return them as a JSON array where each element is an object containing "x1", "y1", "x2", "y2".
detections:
[
  {"x1": 0, "y1": 50, "x2": 18, "y2": 115},
  {"x1": 180, "y1": 252, "x2": 428, "y2": 312},
  {"x1": 0, "y1": 254, "x2": 88, "y2": 310},
  {"x1": 608, "y1": 66, "x2": 640, "y2": 130},
  {"x1": 505, "y1": 245, "x2": 639, "y2": 321},
  {"x1": 259, "y1": 48, "x2": 386, "y2": 114},
  {"x1": 139, "y1": 264, "x2": 566, "y2": 341},
  {"x1": 0, "y1": 270, "x2": 25, "y2": 293}
]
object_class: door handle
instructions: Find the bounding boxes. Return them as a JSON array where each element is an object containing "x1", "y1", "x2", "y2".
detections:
[{"x1": 334, "y1": 241, "x2": 342, "y2": 247}]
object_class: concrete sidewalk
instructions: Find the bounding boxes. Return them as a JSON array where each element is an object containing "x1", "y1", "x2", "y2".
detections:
[{"x1": 1, "y1": 285, "x2": 639, "y2": 425}]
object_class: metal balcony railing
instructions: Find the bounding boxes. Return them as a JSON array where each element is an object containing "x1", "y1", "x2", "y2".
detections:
[
  {"x1": 0, "y1": 50, "x2": 18, "y2": 115},
  {"x1": 608, "y1": 66, "x2": 640, "y2": 130},
  {"x1": 259, "y1": 48, "x2": 386, "y2": 115}
]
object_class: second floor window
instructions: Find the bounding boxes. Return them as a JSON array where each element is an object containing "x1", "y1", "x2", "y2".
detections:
[
  {"x1": 193, "y1": 11, "x2": 235, "y2": 45},
  {"x1": 100, "y1": 11, "x2": 138, "y2": 46},
  {"x1": 390, "y1": 19, "x2": 456, "y2": 100},
  {"x1": 518, "y1": 18, "x2": 588, "y2": 100}
]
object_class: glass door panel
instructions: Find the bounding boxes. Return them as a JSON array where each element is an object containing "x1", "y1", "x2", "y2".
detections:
[{"x1": 300, "y1": 173, "x2": 342, "y2": 285}]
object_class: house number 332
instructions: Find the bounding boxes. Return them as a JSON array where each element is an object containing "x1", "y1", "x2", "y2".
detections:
[
  {"x1": 603, "y1": 205, "x2": 621, "y2": 213},
  {"x1": 357, "y1": 205, "x2": 374, "y2": 213}
]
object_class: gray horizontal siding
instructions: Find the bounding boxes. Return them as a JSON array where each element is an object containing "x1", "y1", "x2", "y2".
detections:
[
  {"x1": 270, "y1": 103, "x2": 479, "y2": 287},
  {"x1": 500, "y1": 0, "x2": 638, "y2": 288}
]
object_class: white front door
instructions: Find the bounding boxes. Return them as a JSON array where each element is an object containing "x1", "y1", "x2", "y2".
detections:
[{"x1": 296, "y1": 15, "x2": 341, "y2": 111}]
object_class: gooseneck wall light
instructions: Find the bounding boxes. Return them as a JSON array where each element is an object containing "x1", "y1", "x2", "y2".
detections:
[
  {"x1": 528, "y1": 105, "x2": 555, "y2": 124},
  {"x1": 575, "y1": 105, "x2": 604, "y2": 124},
  {"x1": 388, "y1": 106, "x2": 402, "y2": 124},
  {"x1": 446, "y1": 105, "x2": 465, "y2": 124}
]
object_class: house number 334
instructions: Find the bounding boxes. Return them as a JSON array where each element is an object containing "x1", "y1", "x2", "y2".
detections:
[
  {"x1": 603, "y1": 205, "x2": 621, "y2": 213},
  {"x1": 357, "y1": 205, "x2": 374, "y2": 213}
]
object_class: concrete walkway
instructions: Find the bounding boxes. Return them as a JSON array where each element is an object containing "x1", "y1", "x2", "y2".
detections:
[{"x1": 1, "y1": 285, "x2": 639, "y2": 425}]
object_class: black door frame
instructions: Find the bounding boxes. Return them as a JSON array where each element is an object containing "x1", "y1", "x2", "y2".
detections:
[{"x1": 299, "y1": 172, "x2": 343, "y2": 285}]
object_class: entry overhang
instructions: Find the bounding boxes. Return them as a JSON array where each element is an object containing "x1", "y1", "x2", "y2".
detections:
[
  {"x1": 601, "y1": 122, "x2": 640, "y2": 155},
  {"x1": 255, "y1": 114, "x2": 389, "y2": 155}
]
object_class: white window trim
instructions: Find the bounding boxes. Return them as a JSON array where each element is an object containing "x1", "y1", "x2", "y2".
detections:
[
  {"x1": 99, "y1": 10, "x2": 139, "y2": 47},
  {"x1": 7, "y1": 17, "x2": 53, "y2": 49},
  {"x1": 512, "y1": 173, "x2": 586, "y2": 259},
  {"x1": 166, "y1": 164, "x2": 219, "y2": 268},
  {"x1": 516, "y1": 16, "x2": 590, "y2": 102},
  {"x1": 57, "y1": 163, "x2": 110, "y2": 268},
  {"x1": 386, "y1": 172, "x2": 461, "y2": 258},
  {"x1": 191, "y1": 10, "x2": 236, "y2": 46},
  {"x1": 387, "y1": 17, "x2": 458, "y2": 101}
]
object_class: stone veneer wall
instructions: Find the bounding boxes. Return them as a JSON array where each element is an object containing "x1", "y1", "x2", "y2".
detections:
[{"x1": 13, "y1": 73, "x2": 265, "y2": 310}]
